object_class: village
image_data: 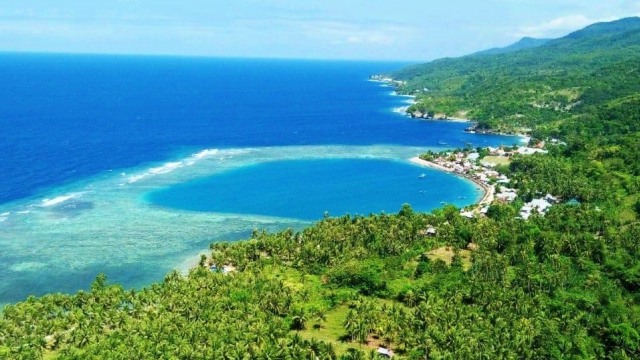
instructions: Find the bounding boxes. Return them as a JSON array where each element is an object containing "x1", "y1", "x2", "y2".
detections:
[{"x1": 410, "y1": 140, "x2": 576, "y2": 220}]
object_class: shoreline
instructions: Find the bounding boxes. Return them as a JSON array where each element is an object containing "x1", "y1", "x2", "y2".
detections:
[
  {"x1": 409, "y1": 157, "x2": 494, "y2": 206},
  {"x1": 375, "y1": 76, "x2": 529, "y2": 141}
]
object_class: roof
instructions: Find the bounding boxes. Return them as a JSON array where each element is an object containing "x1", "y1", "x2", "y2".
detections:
[
  {"x1": 529, "y1": 198, "x2": 552, "y2": 211},
  {"x1": 377, "y1": 348, "x2": 394, "y2": 357},
  {"x1": 460, "y1": 211, "x2": 475, "y2": 219},
  {"x1": 517, "y1": 147, "x2": 549, "y2": 155}
]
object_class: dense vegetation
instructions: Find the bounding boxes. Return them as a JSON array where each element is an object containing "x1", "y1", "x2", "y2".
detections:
[
  {"x1": 1, "y1": 17, "x2": 640, "y2": 359},
  {"x1": 393, "y1": 17, "x2": 640, "y2": 136},
  {"x1": 471, "y1": 37, "x2": 550, "y2": 56},
  {"x1": 1, "y1": 201, "x2": 638, "y2": 359}
]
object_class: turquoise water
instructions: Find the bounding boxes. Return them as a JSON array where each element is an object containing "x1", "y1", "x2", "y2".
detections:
[
  {"x1": 0, "y1": 55, "x2": 520, "y2": 305},
  {"x1": 146, "y1": 159, "x2": 479, "y2": 221}
]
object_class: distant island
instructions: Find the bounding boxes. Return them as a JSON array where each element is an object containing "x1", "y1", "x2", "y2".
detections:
[{"x1": 2, "y1": 17, "x2": 640, "y2": 359}]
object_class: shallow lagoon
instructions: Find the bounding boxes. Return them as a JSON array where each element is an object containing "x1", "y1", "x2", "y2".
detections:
[
  {"x1": 146, "y1": 158, "x2": 479, "y2": 220},
  {"x1": 0, "y1": 56, "x2": 520, "y2": 305},
  {"x1": 0, "y1": 145, "x2": 482, "y2": 305}
]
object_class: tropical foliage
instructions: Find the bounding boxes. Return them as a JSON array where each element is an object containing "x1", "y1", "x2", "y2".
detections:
[
  {"x1": 1, "y1": 198, "x2": 639, "y2": 358},
  {"x1": 2, "y1": 17, "x2": 640, "y2": 360},
  {"x1": 392, "y1": 17, "x2": 640, "y2": 136}
]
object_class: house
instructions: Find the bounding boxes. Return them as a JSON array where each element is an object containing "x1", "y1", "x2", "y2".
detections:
[
  {"x1": 419, "y1": 226, "x2": 437, "y2": 237},
  {"x1": 520, "y1": 205, "x2": 533, "y2": 220},
  {"x1": 520, "y1": 198, "x2": 553, "y2": 219},
  {"x1": 544, "y1": 194, "x2": 558, "y2": 203},
  {"x1": 496, "y1": 190, "x2": 517, "y2": 202},
  {"x1": 484, "y1": 170, "x2": 500, "y2": 178},
  {"x1": 517, "y1": 147, "x2": 548, "y2": 155},
  {"x1": 460, "y1": 211, "x2": 475, "y2": 219},
  {"x1": 496, "y1": 175, "x2": 511, "y2": 184},
  {"x1": 377, "y1": 347, "x2": 394, "y2": 358},
  {"x1": 529, "y1": 198, "x2": 552, "y2": 212}
]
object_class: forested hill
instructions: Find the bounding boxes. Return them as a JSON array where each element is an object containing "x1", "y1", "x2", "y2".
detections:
[
  {"x1": 471, "y1": 37, "x2": 550, "y2": 56},
  {"x1": 391, "y1": 17, "x2": 640, "y2": 136}
]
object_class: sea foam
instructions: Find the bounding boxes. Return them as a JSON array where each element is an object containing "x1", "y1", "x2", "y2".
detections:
[
  {"x1": 126, "y1": 161, "x2": 184, "y2": 184},
  {"x1": 192, "y1": 149, "x2": 219, "y2": 160},
  {"x1": 40, "y1": 194, "x2": 79, "y2": 207}
]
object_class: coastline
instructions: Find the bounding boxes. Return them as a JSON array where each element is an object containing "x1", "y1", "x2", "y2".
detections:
[
  {"x1": 374, "y1": 75, "x2": 529, "y2": 141},
  {"x1": 409, "y1": 157, "x2": 494, "y2": 206},
  {"x1": 0, "y1": 66, "x2": 517, "y2": 305},
  {"x1": 421, "y1": 116, "x2": 472, "y2": 123}
]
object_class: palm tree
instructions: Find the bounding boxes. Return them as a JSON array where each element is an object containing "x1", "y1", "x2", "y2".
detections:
[
  {"x1": 313, "y1": 307, "x2": 328, "y2": 329},
  {"x1": 291, "y1": 307, "x2": 307, "y2": 331},
  {"x1": 344, "y1": 309, "x2": 359, "y2": 342}
]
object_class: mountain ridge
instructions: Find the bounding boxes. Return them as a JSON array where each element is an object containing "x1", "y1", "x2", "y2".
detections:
[
  {"x1": 472, "y1": 37, "x2": 551, "y2": 56},
  {"x1": 389, "y1": 16, "x2": 640, "y2": 136}
]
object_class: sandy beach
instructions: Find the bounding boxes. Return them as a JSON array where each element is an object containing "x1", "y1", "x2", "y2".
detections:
[{"x1": 409, "y1": 157, "x2": 494, "y2": 206}]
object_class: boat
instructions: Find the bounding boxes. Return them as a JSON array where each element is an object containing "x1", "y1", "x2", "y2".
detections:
[
  {"x1": 437, "y1": 141, "x2": 447, "y2": 145},
  {"x1": 418, "y1": 173, "x2": 427, "y2": 179}
]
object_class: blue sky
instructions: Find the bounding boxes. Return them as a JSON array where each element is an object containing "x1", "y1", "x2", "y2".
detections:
[{"x1": 1, "y1": 0, "x2": 639, "y2": 60}]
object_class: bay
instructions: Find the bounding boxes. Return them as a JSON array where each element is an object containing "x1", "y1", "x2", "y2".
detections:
[{"x1": 0, "y1": 54, "x2": 518, "y2": 305}]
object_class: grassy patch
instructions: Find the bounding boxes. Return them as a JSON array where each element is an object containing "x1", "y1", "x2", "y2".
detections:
[
  {"x1": 426, "y1": 246, "x2": 473, "y2": 270},
  {"x1": 297, "y1": 304, "x2": 357, "y2": 355},
  {"x1": 43, "y1": 351, "x2": 58, "y2": 360},
  {"x1": 482, "y1": 155, "x2": 511, "y2": 166}
]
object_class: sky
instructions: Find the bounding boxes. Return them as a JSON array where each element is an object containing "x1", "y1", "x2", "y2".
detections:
[{"x1": 1, "y1": 0, "x2": 639, "y2": 61}]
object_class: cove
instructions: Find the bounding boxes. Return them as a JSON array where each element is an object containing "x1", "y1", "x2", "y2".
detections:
[{"x1": 145, "y1": 158, "x2": 481, "y2": 221}]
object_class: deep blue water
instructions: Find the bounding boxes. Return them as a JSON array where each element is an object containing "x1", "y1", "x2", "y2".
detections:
[
  {"x1": 0, "y1": 53, "x2": 515, "y2": 204},
  {"x1": 0, "y1": 54, "x2": 519, "y2": 305},
  {"x1": 146, "y1": 159, "x2": 478, "y2": 221}
]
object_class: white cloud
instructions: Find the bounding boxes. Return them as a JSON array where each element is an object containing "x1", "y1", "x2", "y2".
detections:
[
  {"x1": 297, "y1": 20, "x2": 416, "y2": 46},
  {"x1": 515, "y1": 14, "x2": 613, "y2": 38},
  {"x1": 515, "y1": 11, "x2": 640, "y2": 39}
]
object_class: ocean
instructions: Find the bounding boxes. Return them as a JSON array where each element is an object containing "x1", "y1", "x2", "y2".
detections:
[{"x1": 0, "y1": 54, "x2": 518, "y2": 305}]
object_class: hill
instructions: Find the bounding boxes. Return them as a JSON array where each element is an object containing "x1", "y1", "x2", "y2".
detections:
[
  {"x1": 472, "y1": 37, "x2": 551, "y2": 56},
  {"x1": 391, "y1": 17, "x2": 640, "y2": 137}
]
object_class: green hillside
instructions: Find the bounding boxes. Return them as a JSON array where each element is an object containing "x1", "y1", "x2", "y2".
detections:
[
  {"x1": 472, "y1": 37, "x2": 551, "y2": 56},
  {"x1": 392, "y1": 17, "x2": 640, "y2": 137}
]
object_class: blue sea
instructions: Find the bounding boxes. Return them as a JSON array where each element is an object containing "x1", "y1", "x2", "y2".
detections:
[{"x1": 0, "y1": 53, "x2": 519, "y2": 305}]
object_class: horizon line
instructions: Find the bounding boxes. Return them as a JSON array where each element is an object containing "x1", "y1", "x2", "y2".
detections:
[{"x1": 0, "y1": 49, "x2": 425, "y2": 64}]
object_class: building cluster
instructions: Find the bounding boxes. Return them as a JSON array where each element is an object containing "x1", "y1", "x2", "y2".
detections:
[{"x1": 426, "y1": 144, "x2": 565, "y2": 220}]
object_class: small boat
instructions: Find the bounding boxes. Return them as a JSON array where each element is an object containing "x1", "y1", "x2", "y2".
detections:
[
  {"x1": 437, "y1": 141, "x2": 448, "y2": 145},
  {"x1": 418, "y1": 173, "x2": 427, "y2": 179}
]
